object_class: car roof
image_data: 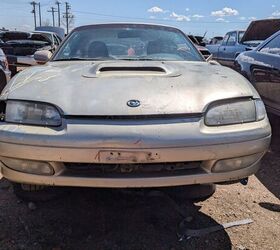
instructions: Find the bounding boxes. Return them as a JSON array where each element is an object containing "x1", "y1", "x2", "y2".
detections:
[
  {"x1": 72, "y1": 23, "x2": 183, "y2": 33},
  {"x1": 32, "y1": 31, "x2": 56, "y2": 35},
  {"x1": 226, "y1": 30, "x2": 246, "y2": 34}
]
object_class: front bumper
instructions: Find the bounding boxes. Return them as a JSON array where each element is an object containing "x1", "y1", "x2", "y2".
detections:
[{"x1": 0, "y1": 117, "x2": 271, "y2": 188}]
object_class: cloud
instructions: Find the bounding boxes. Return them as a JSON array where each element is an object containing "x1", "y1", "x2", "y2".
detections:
[
  {"x1": 272, "y1": 5, "x2": 276, "y2": 8},
  {"x1": 239, "y1": 16, "x2": 257, "y2": 21},
  {"x1": 216, "y1": 18, "x2": 227, "y2": 22},
  {"x1": 149, "y1": 16, "x2": 156, "y2": 19},
  {"x1": 192, "y1": 14, "x2": 204, "y2": 19},
  {"x1": 170, "y1": 12, "x2": 190, "y2": 21},
  {"x1": 272, "y1": 10, "x2": 280, "y2": 16},
  {"x1": 185, "y1": 8, "x2": 190, "y2": 12},
  {"x1": 211, "y1": 7, "x2": 239, "y2": 17},
  {"x1": 248, "y1": 16, "x2": 257, "y2": 21},
  {"x1": 147, "y1": 6, "x2": 164, "y2": 13}
]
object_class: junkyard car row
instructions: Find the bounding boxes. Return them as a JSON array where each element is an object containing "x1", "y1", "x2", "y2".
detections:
[
  {"x1": 0, "y1": 19, "x2": 278, "y2": 201},
  {"x1": 0, "y1": 30, "x2": 62, "y2": 76}
]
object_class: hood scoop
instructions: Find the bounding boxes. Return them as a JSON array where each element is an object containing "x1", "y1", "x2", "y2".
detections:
[{"x1": 82, "y1": 61, "x2": 181, "y2": 78}]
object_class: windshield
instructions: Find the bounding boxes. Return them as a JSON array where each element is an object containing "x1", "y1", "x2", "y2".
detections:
[{"x1": 53, "y1": 24, "x2": 203, "y2": 62}]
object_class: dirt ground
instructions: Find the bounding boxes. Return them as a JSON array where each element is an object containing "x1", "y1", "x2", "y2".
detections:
[{"x1": 0, "y1": 115, "x2": 279, "y2": 250}]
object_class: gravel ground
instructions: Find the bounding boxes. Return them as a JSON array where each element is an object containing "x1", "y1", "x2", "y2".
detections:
[{"x1": 0, "y1": 115, "x2": 279, "y2": 250}]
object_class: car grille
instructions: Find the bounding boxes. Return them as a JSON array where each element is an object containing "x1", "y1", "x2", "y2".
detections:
[{"x1": 63, "y1": 162, "x2": 202, "y2": 176}]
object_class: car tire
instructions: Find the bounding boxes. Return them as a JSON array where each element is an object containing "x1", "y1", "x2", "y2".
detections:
[
  {"x1": 163, "y1": 184, "x2": 216, "y2": 202},
  {"x1": 12, "y1": 182, "x2": 66, "y2": 202}
]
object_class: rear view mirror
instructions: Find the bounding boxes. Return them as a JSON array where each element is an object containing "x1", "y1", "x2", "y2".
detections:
[{"x1": 34, "y1": 50, "x2": 52, "y2": 64}]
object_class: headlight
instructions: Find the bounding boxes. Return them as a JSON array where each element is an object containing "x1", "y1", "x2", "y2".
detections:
[
  {"x1": 205, "y1": 99, "x2": 266, "y2": 126},
  {"x1": 5, "y1": 100, "x2": 62, "y2": 126}
]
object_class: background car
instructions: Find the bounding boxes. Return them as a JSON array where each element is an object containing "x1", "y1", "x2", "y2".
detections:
[
  {"x1": 32, "y1": 31, "x2": 62, "y2": 50},
  {"x1": 208, "y1": 36, "x2": 223, "y2": 45},
  {"x1": 0, "y1": 48, "x2": 11, "y2": 92},
  {"x1": 207, "y1": 19, "x2": 280, "y2": 67},
  {"x1": 187, "y1": 35, "x2": 212, "y2": 60},
  {"x1": 235, "y1": 30, "x2": 280, "y2": 116},
  {"x1": 0, "y1": 31, "x2": 60, "y2": 76}
]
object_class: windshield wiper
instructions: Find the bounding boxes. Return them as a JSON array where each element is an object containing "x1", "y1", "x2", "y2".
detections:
[
  {"x1": 53, "y1": 57, "x2": 88, "y2": 61},
  {"x1": 118, "y1": 58, "x2": 155, "y2": 61},
  {"x1": 53, "y1": 57, "x2": 112, "y2": 61}
]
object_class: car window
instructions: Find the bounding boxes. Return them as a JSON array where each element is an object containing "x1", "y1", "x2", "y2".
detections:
[
  {"x1": 40, "y1": 33, "x2": 53, "y2": 43},
  {"x1": 221, "y1": 34, "x2": 229, "y2": 46},
  {"x1": 53, "y1": 35, "x2": 60, "y2": 45},
  {"x1": 56, "y1": 35, "x2": 62, "y2": 43},
  {"x1": 260, "y1": 34, "x2": 280, "y2": 56},
  {"x1": 226, "y1": 32, "x2": 237, "y2": 46},
  {"x1": 53, "y1": 25, "x2": 203, "y2": 62}
]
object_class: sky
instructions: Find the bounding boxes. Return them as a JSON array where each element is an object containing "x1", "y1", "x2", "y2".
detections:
[{"x1": 0, "y1": 0, "x2": 280, "y2": 37}]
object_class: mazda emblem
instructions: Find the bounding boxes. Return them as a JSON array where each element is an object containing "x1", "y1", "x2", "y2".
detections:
[{"x1": 127, "y1": 100, "x2": 141, "y2": 108}]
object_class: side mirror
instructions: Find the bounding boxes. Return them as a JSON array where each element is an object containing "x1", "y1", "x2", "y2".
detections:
[{"x1": 34, "y1": 50, "x2": 52, "y2": 64}]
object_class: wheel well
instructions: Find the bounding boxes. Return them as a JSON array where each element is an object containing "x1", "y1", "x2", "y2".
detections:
[{"x1": 234, "y1": 52, "x2": 240, "y2": 59}]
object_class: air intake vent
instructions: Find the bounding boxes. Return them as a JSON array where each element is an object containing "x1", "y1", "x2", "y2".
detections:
[{"x1": 99, "y1": 66, "x2": 166, "y2": 73}]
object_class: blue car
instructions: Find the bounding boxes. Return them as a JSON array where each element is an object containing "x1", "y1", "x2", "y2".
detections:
[{"x1": 207, "y1": 19, "x2": 280, "y2": 68}]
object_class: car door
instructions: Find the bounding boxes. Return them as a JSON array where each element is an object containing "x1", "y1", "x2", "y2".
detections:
[
  {"x1": 217, "y1": 33, "x2": 229, "y2": 64},
  {"x1": 251, "y1": 34, "x2": 280, "y2": 114},
  {"x1": 220, "y1": 32, "x2": 238, "y2": 67}
]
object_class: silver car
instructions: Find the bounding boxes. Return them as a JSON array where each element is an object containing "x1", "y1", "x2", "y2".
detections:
[
  {"x1": 0, "y1": 23, "x2": 271, "y2": 200},
  {"x1": 0, "y1": 48, "x2": 11, "y2": 91}
]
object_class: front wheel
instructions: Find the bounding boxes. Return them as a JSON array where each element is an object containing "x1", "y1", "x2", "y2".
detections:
[{"x1": 12, "y1": 182, "x2": 65, "y2": 202}]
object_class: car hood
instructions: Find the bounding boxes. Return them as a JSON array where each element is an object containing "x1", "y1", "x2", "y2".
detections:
[
  {"x1": 241, "y1": 18, "x2": 280, "y2": 43},
  {"x1": 2, "y1": 61, "x2": 259, "y2": 116},
  {"x1": 1, "y1": 31, "x2": 52, "y2": 44}
]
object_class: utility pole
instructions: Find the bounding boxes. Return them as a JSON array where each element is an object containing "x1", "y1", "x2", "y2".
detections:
[
  {"x1": 48, "y1": 7, "x2": 57, "y2": 26},
  {"x1": 30, "y1": 1, "x2": 37, "y2": 28},
  {"x1": 64, "y1": 2, "x2": 71, "y2": 34},
  {"x1": 55, "y1": 1, "x2": 61, "y2": 27},
  {"x1": 38, "y1": 2, "x2": 42, "y2": 27}
]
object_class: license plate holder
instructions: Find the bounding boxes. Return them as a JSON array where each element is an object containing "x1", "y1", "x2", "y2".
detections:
[{"x1": 97, "y1": 150, "x2": 159, "y2": 163}]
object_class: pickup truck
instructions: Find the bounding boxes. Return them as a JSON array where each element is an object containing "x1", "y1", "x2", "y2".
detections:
[{"x1": 206, "y1": 19, "x2": 280, "y2": 67}]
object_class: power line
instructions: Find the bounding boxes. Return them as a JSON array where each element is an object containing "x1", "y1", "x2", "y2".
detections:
[{"x1": 73, "y1": 10, "x2": 250, "y2": 24}]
